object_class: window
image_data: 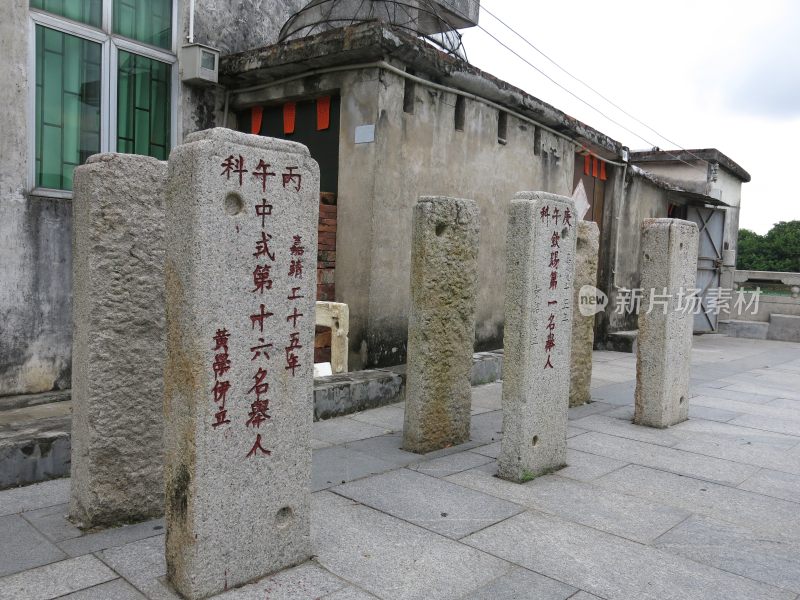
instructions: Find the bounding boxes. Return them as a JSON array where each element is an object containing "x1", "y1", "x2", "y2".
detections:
[
  {"x1": 454, "y1": 96, "x2": 465, "y2": 131},
  {"x1": 497, "y1": 111, "x2": 508, "y2": 145},
  {"x1": 29, "y1": 0, "x2": 177, "y2": 193}
]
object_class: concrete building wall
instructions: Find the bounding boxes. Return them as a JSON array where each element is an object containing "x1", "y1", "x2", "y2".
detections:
[
  {"x1": 0, "y1": 0, "x2": 305, "y2": 397},
  {"x1": 598, "y1": 171, "x2": 671, "y2": 338},
  {"x1": 233, "y1": 65, "x2": 576, "y2": 369},
  {"x1": 0, "y1": 0, "x2": 73, "y2": 396},
  {"x1": 361, "y1": 68, "x2": 574, "y2": 367},
  {"x1": 178, "y1": 0, "x2": 307, "y2": 136}
]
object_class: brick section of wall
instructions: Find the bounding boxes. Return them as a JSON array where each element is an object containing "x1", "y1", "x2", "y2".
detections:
[{"x1": 316, "y1": 192, "x2": 337, "y2": 363}]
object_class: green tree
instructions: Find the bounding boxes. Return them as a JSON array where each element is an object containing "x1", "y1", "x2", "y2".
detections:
[{"x1": 737, "y1": 221, "x2": 800, "y2": 272}]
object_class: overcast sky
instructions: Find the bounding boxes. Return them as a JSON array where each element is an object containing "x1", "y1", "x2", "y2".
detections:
[{"x1": 460, "y1": 0, "x2": 800, "y2": 234}]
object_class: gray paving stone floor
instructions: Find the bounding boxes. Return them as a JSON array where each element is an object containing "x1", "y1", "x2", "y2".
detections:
[{"x1": 1, "y1": 335, "x2": 800, "y2": 599}]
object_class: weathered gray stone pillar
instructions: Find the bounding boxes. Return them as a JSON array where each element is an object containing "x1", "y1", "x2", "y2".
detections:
[
  {"x1": 164, "y1": 129, "x2": 319, "y2": 599},
  {"x1": 499, "y1": 192, "x2": 576, "y2": 482},
  {"x1": 69, "y1": 153, "x2": 166, "y2": 528},
  {"x1": 634, "y1": 218, "x2": 699, "y2": 428},
  {"x1": 569, "y1": 221, "x2": 599, "y2": 407},
  {"x1": 403, "y1": 197, "x2": 479, "y2": 454}
]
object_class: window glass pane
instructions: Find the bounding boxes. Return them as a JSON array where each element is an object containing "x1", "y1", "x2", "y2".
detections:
[
  {"x1": 113, "y1": 0, "x2": 172, "y2": 49},
  {"x1": 117, "y1": 50, "x2": 171, "y2": 160},
  {"x1": 30, "y1": 0, "x2": 102, "y2": 28},
  {"x1": 35, "y1": 25, "x2": 102, "y2": 191}
]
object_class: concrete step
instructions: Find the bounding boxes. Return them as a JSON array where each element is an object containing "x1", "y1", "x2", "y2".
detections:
[
  {"x1": 0, "y1": 401, "x2": 72, "y2": 489},
  {"x1": 727, "y1": 320, "x2": 769, "y2": 340},
  {"x1": 0, "y1": 350, "x2": 505, "y2": 489},
  {"x1": 767, "y1": 313, "x2": 800, "y2": 343}
]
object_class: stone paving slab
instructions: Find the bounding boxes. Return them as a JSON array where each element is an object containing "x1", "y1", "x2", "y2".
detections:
[
  {"x1": 407, "y1": 450, "x2": 494, "y2": 478},
  {"x1": 444, "y1": 470, "x2": 689, "y2": 544},
  {"x1": 569, "y1": 430, "x2": 759, "y2": 486},
  {"x1": 312, "y1": 446, "x2": 399, "y2": 492},
  {"x1": 0, "y1": 514, "x2": 66, "y2": 576},
  {"x1": 214, "y1": 562, "x2": 346, "y2": 599},
  {"x1": 341, "y1": 433, "x2": 421, "y2": 465},
  {"x1": 654, "y1": 514, "x2": 800, "y2": 594},
  {"x1": 59, "y1": 579, "x2": 147, "y2": 599},
  {"x1": 459, "y1": 566, "x2": 577, "y2": 600},
  {"x1": 737, "y1": 468, "x2": 800, "y2": 502},
  {"x1": 312, "y1": 491, "x2": 513, "y2": 600},
  {"x1": 0, "y1": 555, "x2": 118, "y2": 600},
  {"x1": 313, "y1": 417, "x2": 392, "y2": 446},
  {"x1": 463, "y1": 510, "x2": 796, "y2": 600},
  {"x1": 0, "y1": 478, "x2": 69, "y2": 517},
  {"x1": 321, "y1": 587, "x2": 379, "y2": 599},
  {"x1": 20, "y1": 503, "x2": 82, "y2": 543},
  {"x1": 332, "y1": 469, "x2": 524, "y2": 539},
  {"x1": 97, "y1": 536, "x2": 179, "y2": 600},
  {"x1": 57, "y1": 517, "x2": 164, "y2": 557},
  {"x1": 556, "y1": 449, "x2": 628, "y2": 482},
  {"x1": 595, "y1": 464, "x2": 800, "y2": 542}
]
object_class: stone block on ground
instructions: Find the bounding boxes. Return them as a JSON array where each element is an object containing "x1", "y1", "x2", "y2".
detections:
[
  {"x1": 727, "y1": 320, "x2": 769, "y2": 340},
  {"x1": 634, "y1": 218, "x2": 699, "y2": 428},
  {"x1": 164, "y1": 128, "x2": 319, "y2": 599},
  {"x1": 69, "y1": 153, "x2": 167, "y2": 528},
  {"x1": 499, "y1": 192, "x2": 576, "y2": 482},
  {"x1": 403, "y1": 196, "x2": 480, "y2": 454},
  {"x1": 570, "y1": 221, "x2": 599, "y2": 407},
  {"x1": 768, "y1": 314, "x2": 800, "y2": 343}
]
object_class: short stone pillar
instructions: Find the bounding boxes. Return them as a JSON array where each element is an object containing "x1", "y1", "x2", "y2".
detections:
[
  {"x1": 164, "y1": 129, "x2": 319, "y2": 599},
  {"x1": 403, "y1": 197, "x2": 479, "y2": 454},
  {"x1": 315, "y1": 301, "x2": 349, "y2": 374},
  {"x1": 499, "y1": 192, "x2": 576, "y2": 482},
  {"x1": 69, "y1": 153, "x2": 166, "y2": 528},
  {"x1": 634, "y1": 218, "x2": 699, "y2": 428},
  {"x1": 569, "y1": 221, "x2": 599, "y2": 407}
]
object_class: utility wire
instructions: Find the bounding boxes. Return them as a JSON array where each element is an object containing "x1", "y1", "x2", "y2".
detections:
[
  {"x1": 477, "y1": 2, "x2": 708, "y2": 165},
  {"x1": 451, "y1": 0, "x2": 707, "y2": 173}
]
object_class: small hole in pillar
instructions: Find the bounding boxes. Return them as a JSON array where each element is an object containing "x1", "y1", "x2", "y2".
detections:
[
  {"x1": 644, "y1": 253, "x2": 650, "y2": 261},
  {"x1": 224, "y1": 192, "x2": 244, "y2": 215},
  {"x1": 532, "y1": 435, "x2": 539, "y2": 446},
  {"x1": 275, "y1": 506, "x2": 293, "y2": 529},
  {"x1": 561, "y1": 227, "x2": 569, "y2": 239},
  {"x1": 679, "y1": 396, "x2": 685, "y2": 404},
  {"x1": 435, "y1": 223, "x2": 447, "y2": 237},
  {"x1": 680, "y1": 242, "x2": 684, "y2": 249}
]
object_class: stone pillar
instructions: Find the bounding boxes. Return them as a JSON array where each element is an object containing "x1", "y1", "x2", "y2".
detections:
[
  {"x1": 634, "y1": 218, "x2": 699, "y2": 428},
  {"x1": 315, "y1": 301, "x2": 349, "y2": 374},
  {"x1": 69, "y1": 153, "x2": 166, "y2": 528},
  {"x1": 403, "y1": 197, "x2": 479, "y2": 454},
  {"x1": 569, "y1": 221, "x2": 599, "y2": 407},
  {"x1": 164, "y1": 128, "x2": 319, "y2": 599},
  {"x1": 499, "y1": 192, "x2": 576, "y2": 482}
]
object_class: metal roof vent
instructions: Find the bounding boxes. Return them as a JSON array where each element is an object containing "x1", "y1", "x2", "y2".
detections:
[{"x1": 279, "y1": 0, "x2": 480, "y2": 60}]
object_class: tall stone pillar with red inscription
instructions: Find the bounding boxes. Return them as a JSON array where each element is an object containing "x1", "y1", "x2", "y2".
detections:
[
  {"x1": 164, "y1": 128, "x2": 319, "y2": 599},
  {"x1": 499, "y1": 192, "x2": 577, "y2": 483}
]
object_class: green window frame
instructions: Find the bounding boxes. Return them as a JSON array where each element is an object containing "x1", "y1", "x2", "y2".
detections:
[{"x1": 29, "y1": 0, "x2": 176, "y2": 193}]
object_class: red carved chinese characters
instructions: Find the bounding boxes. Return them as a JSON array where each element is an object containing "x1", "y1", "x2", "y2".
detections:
[
  {"x1": 252, "y1": 160, "x2": 276, "y2": 192},
  {"x1": 221, "y1": 155, "x2": 247, "y2": 185},
  {"x1": 541, "y1": 203, "x2": 573, "y2": 370},
  {"x1": 282, "y1": 166, "x2": 302, "y2": 191},
  {"x1": 211, "y1": 329, "x2": 232, "y2": 428}
]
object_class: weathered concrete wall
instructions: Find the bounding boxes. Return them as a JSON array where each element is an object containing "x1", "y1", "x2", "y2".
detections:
[
  {"x1": 234, "y1": 67, "x2": 575, "y2": 369},
  {"x1": 360, "y1": 69, "x2": 574, "y2": 368},
  {"x1": 598, "y1": 170, "x2": 670, "y2": 341},
  {"x1": 0, "y1": 0, "x2": 73, "y2": 397},
  {"x1": 0, "y1": 0, "x2": 303, "y2": 397},
  {"x1": 178, "y1": 0, "x2": 307, "y2": 136}
]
